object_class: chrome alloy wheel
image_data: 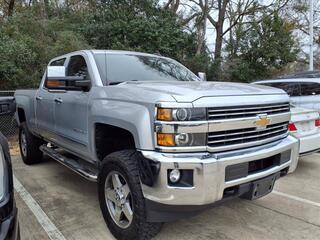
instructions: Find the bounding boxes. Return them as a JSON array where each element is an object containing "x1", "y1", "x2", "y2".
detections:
[
  {"x1": 105, "y1": 171, "x2": 133, "y2": 229},
  {"x1": 20, "y1": 130, "x2": 27, "y2": 157}
]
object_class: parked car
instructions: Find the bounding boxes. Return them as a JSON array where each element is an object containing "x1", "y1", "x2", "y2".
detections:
[
  {"x1": 289, "y1": 106, "x2": 320, "y2": 155},
  {"x1": 15, "y1": 50, "x2": 299, "y2": 240},
  {"x1": 0, "y1": 97, "x2": 20, "y2": 240},
  {"x1": 253, "y1": 77, "x2": 320, "y2": 112}
]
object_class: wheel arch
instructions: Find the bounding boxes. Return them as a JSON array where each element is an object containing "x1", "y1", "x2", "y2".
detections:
[{"x1": 94, "y1": 123, "x2": 137, "y2": 162}]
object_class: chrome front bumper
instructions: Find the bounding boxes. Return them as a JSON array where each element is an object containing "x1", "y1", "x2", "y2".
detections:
[{"x1": 140, "y1": 135, "x2": 299, "y2": 206}]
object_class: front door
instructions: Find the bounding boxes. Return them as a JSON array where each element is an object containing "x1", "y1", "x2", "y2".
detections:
[{"x1": 54, "y1": 55, "x2": 90, "y2": 158}]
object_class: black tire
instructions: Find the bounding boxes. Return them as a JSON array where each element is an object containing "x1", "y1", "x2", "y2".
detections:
[
  {"x1": 19, "y1": 122, "x2": 44, "y2": 165},
  {"x1": 98, "y1": 150, "x2": 162, "y2": 240}
]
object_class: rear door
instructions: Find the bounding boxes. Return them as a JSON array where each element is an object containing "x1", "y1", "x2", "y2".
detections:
[{"x1": 53, "y1": 54, "x2": 91, "y2": 158}]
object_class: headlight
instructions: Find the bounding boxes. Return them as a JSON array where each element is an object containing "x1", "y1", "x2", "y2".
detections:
[
  {"x1": 157, "y1": 108, "x2": 206, "y2": 121},
  {"x1": 157, "y1": 133, "x2": 206, "y2": 147}
]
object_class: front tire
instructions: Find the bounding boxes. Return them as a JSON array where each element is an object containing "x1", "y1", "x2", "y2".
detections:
[
  {"x1": 98, "y1": 150, "x2": 162, "y2": 240},
  {"x1": 19, "y1": 123, "x2": 44, "y2": 165}
]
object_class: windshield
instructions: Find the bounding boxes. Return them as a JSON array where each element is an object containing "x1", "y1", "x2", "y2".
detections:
[{"x1": 94, "y1": 53, "x2": 200, "y2": 85}]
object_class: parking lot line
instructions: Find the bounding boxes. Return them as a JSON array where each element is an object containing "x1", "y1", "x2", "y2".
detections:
[
  {"x1": 273, "y1": 190, "x2": 320, "y2": 208},
  {"x1": 13, "y1": 175, "x2": 66, "y2": 240}
]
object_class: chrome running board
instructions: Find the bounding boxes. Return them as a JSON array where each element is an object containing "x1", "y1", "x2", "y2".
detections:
[{"x1": 40, "y1": 145, "x2": 98, "y2": 182}]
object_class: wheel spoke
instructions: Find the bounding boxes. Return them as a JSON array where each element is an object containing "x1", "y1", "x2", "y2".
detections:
[
  {"x1": 114, "y1": 206, "x2": 122, "y2": 223},
  {"x1": 122, "y1": 202, "x2": 133, "y2": 223},
  {"x1": 112, "y1": 174, "x2": 122, "y2": 189},
  {"x1": 105, "y1": 188, "x2": 117, "y2": 203},
  {"x1": 122, "y1": 184, "x2": 130, "y2": 199}
]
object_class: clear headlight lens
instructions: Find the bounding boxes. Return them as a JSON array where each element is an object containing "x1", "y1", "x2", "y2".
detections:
[
  {"x1": 157, "y1": 133, "x2": 206, "y2": 147},
  {"x1": 157, "y1": 108, "x2": 206, "y2": 121}
]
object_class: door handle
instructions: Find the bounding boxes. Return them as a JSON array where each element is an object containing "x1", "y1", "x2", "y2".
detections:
[
  {"x1": 54, "y1": 98, "x2": 63, "y2": 104},
  {"x1": 36, "y1": 96, "x2": 43, "y2": 101}
]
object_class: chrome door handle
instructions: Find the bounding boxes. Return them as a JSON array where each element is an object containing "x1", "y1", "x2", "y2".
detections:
[
  {"x1": 54, "y1": 98, "x2": 63, "y2": 104},
  {"x1": 36, "y1": 96, "x2": 43, "y2": 101}
]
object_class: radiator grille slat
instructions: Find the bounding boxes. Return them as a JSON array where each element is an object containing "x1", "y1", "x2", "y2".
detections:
[{"x1": 208, "y1": 102, "x2": 290, "y2": 120}]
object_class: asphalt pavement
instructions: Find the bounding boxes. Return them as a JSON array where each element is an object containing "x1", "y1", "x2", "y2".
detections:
[{"x1": 11, "y1": 152, "x2": 320, "y2": 240}]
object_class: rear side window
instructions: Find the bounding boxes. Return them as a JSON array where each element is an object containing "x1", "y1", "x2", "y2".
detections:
[
  {"x1": 262, "y1": 82, "x2": 300, "y2": 97},
  {"x1": 50, "y1": 58, "x2": 66, "y2": 66},
  {"x1": 300, "y1": 82, "x2": 320, "y2": 96}
]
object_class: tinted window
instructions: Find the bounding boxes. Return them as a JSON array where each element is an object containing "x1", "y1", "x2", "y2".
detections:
[
  {"x1": 67, "y1": 55, "x2": 89, "y2": 79},
  {"x1": 300, "y1": 82, "x2": 320, "y2": 96},
  {"x1": 50, "y1": 58, "x2": 66, "y2": 66},
  {"x1": 94, "y1": 53, "x2": 199, "y2": 84},
  {"x1": 261, "y1": 82, "x2": 300, "y2": 97}
]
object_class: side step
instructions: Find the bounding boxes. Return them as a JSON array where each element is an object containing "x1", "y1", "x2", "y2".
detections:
[{"x1": 40, "y1": 145, "x2": 98, "y2": 182}]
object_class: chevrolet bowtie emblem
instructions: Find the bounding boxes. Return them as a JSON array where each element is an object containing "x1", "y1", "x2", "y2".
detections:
[{"x1": 255, "y1": 114, "x2": 270, "y2": 129}]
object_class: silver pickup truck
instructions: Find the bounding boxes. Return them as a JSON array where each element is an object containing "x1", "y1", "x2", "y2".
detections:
[{"x1": 15, "y1": 50, "x2": 299, "y2": 240}]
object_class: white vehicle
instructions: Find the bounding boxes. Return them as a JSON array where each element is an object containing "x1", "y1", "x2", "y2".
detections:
[
  {"x1": 289, "y1": 107, "x2": 320, "y2": 155},
  {"x1": 253, "y1": 74, "x2": 320, "y2": 112}
]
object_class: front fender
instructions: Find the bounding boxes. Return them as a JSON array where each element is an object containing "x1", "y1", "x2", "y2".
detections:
[{"x1": 89, "y1": 99, "x2": 155, "y2": 154}]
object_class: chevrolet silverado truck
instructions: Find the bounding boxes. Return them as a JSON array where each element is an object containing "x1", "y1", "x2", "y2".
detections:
[{"x1": 15, "y1": 50, "x2": 299, "y2": 240}]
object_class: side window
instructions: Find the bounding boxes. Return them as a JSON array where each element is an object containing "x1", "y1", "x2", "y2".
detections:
[
  {"x1": 300, "y1": 82, "x2": 320, "y2": 96},
  {"x1": 67, "y1": 55, "x2": 90, "y2": 79},
  {"x1": 50, "y1": 58, "x2": 66, "y2": 66},
  {"x1": 263, "y1": 82, "x2": 300, "y2": 97}
]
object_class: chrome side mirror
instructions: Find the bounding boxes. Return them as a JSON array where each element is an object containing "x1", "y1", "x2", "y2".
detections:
[
  {"x1": 46, "y1": 66, "x2": 90, "y2": 91},
  {"x1": 47, "y1": 66, "x2": 66, "y2": 78},
  {"x1": 198, "y1": 72, "x2": 207, "y2": 81}
]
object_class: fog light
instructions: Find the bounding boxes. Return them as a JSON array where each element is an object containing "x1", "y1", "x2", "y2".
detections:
[{"x1": 169, "y1": 169, "x2": 181, "y2": 183}]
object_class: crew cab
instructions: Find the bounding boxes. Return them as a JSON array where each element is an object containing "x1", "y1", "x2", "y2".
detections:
[
  {"x1": 15, "y1": 50, "x2": 299, "y2": 240},
  {"x1": 0, "y1": 97, "x2": 20, "y2": 240}
]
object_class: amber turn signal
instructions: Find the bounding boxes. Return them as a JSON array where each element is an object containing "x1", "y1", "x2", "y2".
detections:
[
  {"x1": 46, "y1": 80, "x2": 61, "y2": 88},
  {"x1": 157, "y1": 108, "x2": 173, "y2": 121},
  {"x1": 157, "y1": 133, "x2": 175, "y2": 146}
]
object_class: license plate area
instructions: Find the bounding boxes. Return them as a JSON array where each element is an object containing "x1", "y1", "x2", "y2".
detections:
[{"x1": 241, "y1": 172, "x2": 280, "y2": 200}]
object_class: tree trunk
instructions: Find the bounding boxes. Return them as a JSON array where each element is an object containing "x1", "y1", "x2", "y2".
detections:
[
  {"x1": 196, "y1": 0, "x2": 209, "y2": 55},
  {"x1": 7, "y1": 0, "x2": 15, "y2": 17},
  {"x1": 214, "y1": 0, "x2": 229, "y2": 61},
  {"x1": 43, "y1": 0, "x2": 51, "y2": 18}
]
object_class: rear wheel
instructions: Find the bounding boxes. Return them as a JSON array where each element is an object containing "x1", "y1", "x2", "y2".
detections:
[
  {"x1": 19, "y1": 123, "x2": 44, "y2": 165},
  {"x1": 98, "y1": 150, "x2": 162, "y2": 240}
]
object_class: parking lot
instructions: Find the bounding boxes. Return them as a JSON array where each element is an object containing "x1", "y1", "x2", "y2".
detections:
[{"x1": 11, "y1": 149, "x2": 320, "y2": 240}]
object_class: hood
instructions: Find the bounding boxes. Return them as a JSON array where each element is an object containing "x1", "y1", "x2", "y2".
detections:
[{"x1": 118, "y1": 81, "x2": 287, "y2": 102}]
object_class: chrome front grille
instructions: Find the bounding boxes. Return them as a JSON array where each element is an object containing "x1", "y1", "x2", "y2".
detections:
[
  {"x1": 208, "y1": 103, "x2": 290, "y2": 120},
  {"x1": 207, "y1": 102, "x2": 290, "y2": 152},
  {"x1": 208, "y1": 122, "x2": 288, "y2": 147}
]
